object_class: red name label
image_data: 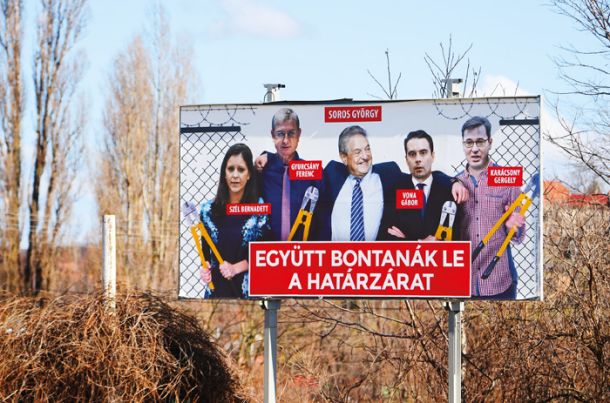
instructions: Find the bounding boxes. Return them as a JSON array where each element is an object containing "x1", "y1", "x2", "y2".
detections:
[
  {"x1": 226, "y1": 203, "x2": 271, "y2": 215},
  {"x1": 249, "y1": 241, "x2": 471, "y2": 298},
  {"x1": 324, "y1": 106, "x2": 382, "y2": 122},
  {"x1": 396, "y1": 189, "x2": 424, "y2": 209},
  {"x1": 488, "y1": 166, "x2": 523, "y2": 187},
  {"x1": 289, "y1": 160, "x2": 322, "y2": 180}
]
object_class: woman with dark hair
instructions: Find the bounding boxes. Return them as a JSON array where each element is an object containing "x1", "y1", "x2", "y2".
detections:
[{"x1": 199, "y1": 143, "x2": 270, "y2": 298}]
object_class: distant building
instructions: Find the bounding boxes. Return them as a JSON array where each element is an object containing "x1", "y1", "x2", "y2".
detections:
[
  {"x1": 544, "y1": 180, "x2": 570, "y2": 204},
  {"x1": 543, "y1": 180, "x2": 609, "y2": 208},
  {"x1": 568, "y1": 193, "x2": 609, "y2": 208}
]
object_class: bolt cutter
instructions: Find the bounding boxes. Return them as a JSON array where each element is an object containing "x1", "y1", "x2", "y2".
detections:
[
  {"x1": 183, "y1": 201, "x2": 225, "y2": 290},
  {"x1": 435, "y1": 201, "x2": 457, "y2": 241},
  {"x1": 287, "y1": 186, "x2": 319, "y2": 241},
  {"x1": 470, "y1": 173, "x2": 540, "y2": 279}
]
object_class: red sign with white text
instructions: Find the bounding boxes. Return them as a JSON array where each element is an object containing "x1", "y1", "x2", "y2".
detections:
[
  {"x1": 488, "y1": 166, "x2": 523, "y2": 187},
  {"x1": 226, "y1": 203, "x2": 271, "y2": 215},
  {"x1": 249, "y1": 241, "x2": 471, "y2": 298},
  {"x1": 396, "y1": 189, "x2": 424, "y2": 209},
  {"x1": 289, "y1": 160, "x2": 322, "y2": 180},
  {"x1": 325, "y1": 106, "x2": 382, "y2": 122}
]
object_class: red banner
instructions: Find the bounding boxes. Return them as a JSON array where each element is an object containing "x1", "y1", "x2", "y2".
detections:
[
  {"x1": 249, "y1": 241, "x2": 471, "y2": 298},
  {"x1": 226, "y1": 203, "x2": 271, "y2": 215},
  {"x1": 289, "y1": 160, "x2": 322, "y2": 180},
  {"x1": 488, "y1": 166, "x2": 523, "y2": 187},
  {"x1": 324, "y1": 106, "x2": 382, "y2": 122},
  {"x1": 396, "y1": 189, "x2": 424, "y2": 209}
]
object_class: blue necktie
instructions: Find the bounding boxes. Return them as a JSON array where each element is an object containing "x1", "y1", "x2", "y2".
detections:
[
  {"x1": 417, "y1": 183, "x2": 427, "y2": 219},
  {"x1": 350, "y1": 178, "x2": 365, "y2": 241}
]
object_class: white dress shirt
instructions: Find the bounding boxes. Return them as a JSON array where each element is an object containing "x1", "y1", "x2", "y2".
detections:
[
  {"x1": 412, "y1": 174, "x2": 433, "y2": 200},
  {"x1": 331, "y1": 170, "x2": 384, "y2": 241}
]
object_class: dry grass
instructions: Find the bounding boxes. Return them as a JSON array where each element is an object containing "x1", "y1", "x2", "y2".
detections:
[{"x1": 0, "y1": 292, "x2": 249, "y2": 402}]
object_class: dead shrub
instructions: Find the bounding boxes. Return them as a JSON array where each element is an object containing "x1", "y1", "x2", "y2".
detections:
[{"x1": 0, "y1": 292, "x2": 248, "y2": 402}]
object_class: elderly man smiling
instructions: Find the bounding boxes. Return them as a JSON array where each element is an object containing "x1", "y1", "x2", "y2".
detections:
[{"x1": 319, "y1": 125, "x2": 402, "y2": 241}]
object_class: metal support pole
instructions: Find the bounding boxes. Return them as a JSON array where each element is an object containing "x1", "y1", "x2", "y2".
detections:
[
  {"x1": 448, "y1": 301, "x2": 464, "y2": 403},
  {"x1": 262, "y1": 299, "x2": 281, "y2": 403},
  {"x1": 102, "y1": 215, "x2": 117, "y2": 309}
]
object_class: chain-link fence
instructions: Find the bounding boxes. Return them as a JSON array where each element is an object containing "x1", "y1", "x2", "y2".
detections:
[
  {"x1": 495, "y1": 119, "x2": 540, "y2": 299},
  {"x1": 179, "y1": 122, "x2": 249, "y2": 298}
]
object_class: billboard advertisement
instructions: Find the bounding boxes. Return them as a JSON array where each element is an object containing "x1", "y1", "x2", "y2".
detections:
[{"x1": 179, "y1": 97, "x2": 541, "y2": 301}]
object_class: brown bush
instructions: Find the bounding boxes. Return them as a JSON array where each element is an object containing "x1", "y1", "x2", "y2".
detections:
[{"x1": 0, "y1": 292, "x2": 248, "y2": 402}]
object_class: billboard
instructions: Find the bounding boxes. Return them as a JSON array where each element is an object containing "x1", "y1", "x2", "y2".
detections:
[{"x1": 179, "y1": 97, "x2": 542, "y2": 301}]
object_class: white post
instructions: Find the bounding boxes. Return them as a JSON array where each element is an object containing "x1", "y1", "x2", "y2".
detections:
[
  {"x1": 102, "y1": 215, "x2": 117, "y2": 309},
  {"x1": 448, "y1": 301, "x2": 463, "y2": 403},
  {"x1": 262, "y1": 299, "x2": 281, "y2": 403}
]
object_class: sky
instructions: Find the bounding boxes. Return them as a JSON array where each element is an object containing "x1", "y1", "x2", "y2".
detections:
[
  {"x1": 83, "y1": 0, "x2": 584, "y2": 103},
  {"x1": 18, "y1": 0, "x2": 603, "y2": 241}
]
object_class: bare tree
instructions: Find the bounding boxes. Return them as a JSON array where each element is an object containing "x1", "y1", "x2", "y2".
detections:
[
  {"x1": 0, "y1": 0, "x2": 23, "y2": 292},
  {"x1": 367, "y1": 49, "x2": 402, "y2": 100},
  {"x1": 424, "y1": 35, "x2": 481, "y2": 98},
  {"x1": 96, "y1": 6, "x2": 198, "y2": 290},
  {"x1": 548, "y1": 0, "x2": 610, "y2": 187},
  {"x1": 24, "y1": 0, "x2": 86, "y2": 295}
]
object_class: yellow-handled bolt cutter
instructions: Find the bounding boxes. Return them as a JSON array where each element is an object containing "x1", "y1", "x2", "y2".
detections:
[
  {"x1": 183, "y1": 201, "x2": 225, "y2": 290},
  {"x1": 470, "y1": 173, "x2": 540, "y2": 279},
  {"x1": 287, "y1": 186, "x2": 319, "y2": 241},
  {"x1": 435, "y1": 201, "x2": 457, "y2": 241}
]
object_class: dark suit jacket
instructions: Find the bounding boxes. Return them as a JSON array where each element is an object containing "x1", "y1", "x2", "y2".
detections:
[
  {"x1": 260, "y1": 151, "x2": 324, "y2": 241},
  {"x1": 389, "y1": 171, "x2": 461, "y2": 241},
  {"x1": 317, "y1": 160, "x2": 402, "y2": 241}
]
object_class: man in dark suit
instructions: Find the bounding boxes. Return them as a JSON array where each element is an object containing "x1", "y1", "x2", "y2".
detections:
[
  {"x1": 387, "y1": 130, "x2": 461, "y2": 241},
  {"x1": 255, "y1": 108, "x2": 323, "y2": 241},
  {"x1": 318, "y1": 125, "x2": 402, "y2": 241}
]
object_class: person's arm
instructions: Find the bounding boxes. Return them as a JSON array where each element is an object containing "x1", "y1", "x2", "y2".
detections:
[
  {"x1": 505, "y1": 187, "x2": 526, "y2": 243},
  {"x1": 432, "y1": 171, "x2": 469, "y2": 203},
  {"x1": 387, "y1": 225, "x2": 406, "y2": 239},
  {"x1": 254, "y1": 151, "x2": 269, "y2": 172},
  {"x1": 219, "y1": 260, "x2": 248, "y2": 280},
  {"x1": 200, "y1": 263, "x2": 212, "y2": 284}
]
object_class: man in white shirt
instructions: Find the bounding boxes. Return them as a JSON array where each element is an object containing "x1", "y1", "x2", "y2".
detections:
[
  {"x1": 387, "y1": 130, "x2": 464, "y2": 241},
  {"x1": 320, "y1": 125, "x2": 402, "y2": 241}
]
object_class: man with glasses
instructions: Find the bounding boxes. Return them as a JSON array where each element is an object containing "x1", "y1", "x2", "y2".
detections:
[
  {"x1": 255, "y1": 108, "x2": 323, "y2": 240},
  {"x1": 457, "y1": 116, "x2": 526, "y2": 299}
]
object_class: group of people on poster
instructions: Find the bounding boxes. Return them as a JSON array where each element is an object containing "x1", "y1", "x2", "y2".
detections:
[{"x1": 196, "y1": 108, "x2": 526, "y2": 300}]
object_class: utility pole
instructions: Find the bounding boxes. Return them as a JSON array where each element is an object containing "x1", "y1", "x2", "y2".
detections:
[
  {"x1": 444, "y1": 76, "x2": 464, "y2": 403},
  {"x1": 261, "y1": 83, "x2": 285, "y2": 403}
]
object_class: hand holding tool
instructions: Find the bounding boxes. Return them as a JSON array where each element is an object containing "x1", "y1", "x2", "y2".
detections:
[
  {"x1": 183, "y1": 201, "x2": 224, "y2": 290},
  {"x1": 470, "y1": 173, "x2": 540, "y2": 279}
]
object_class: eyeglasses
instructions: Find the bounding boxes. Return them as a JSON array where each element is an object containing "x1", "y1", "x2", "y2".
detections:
[
  {"x1": 462, "y1": 138, "x2": 488, "y2": 148},
  {"x1": 273, "y1": 130, "x2": 298, "y2": 140}
]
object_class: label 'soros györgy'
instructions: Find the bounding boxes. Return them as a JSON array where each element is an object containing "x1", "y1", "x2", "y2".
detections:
[
  {"x1": 395, "y1": 189, "x2": 424, "y2": 209},
  {"x1": 226, "y1": 203, "x2": 271, "y2": 215},
  {"x1": 289, "y1": 160, "x2": 322, "y2": 180},
  {"x1": 488, "y1": 166, "x2": 523, "y2": 187},
  {"x1": 324, "y1": 106, "x2": 382, "y2": 122}
]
